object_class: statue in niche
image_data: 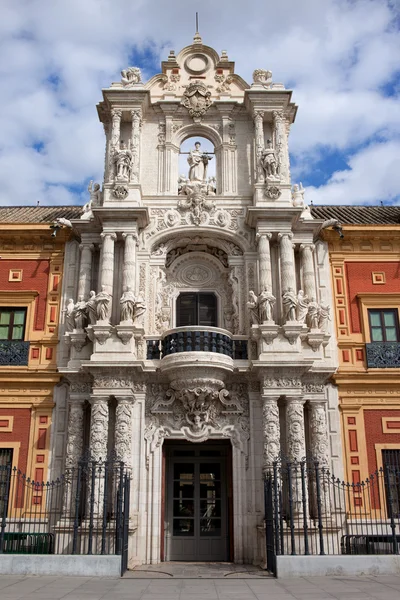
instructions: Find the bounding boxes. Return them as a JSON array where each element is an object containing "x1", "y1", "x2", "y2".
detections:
[
  {"x1": 258, "y1": 289, "x2": 276, "y2": 323},
  {"x1": 318, "y1": 303, "x2": 331, "y2": 332},
  {"x1": 261, "y1": 139, "x2": 279, "y2": 181},
  {"x1": 114, "y1": 141, "x2": 132, "y2": 181},
  {"x1": 72, "y1": 295, "x2": 87, "y2": 330},
  {"x1": 296, "y1": 290, "x2": 309, "y2": 323},
  {"x1": 94, "y1": 285, "x2": 112, "y2": 322},
  {"x1": 86, "y1": 290, "x2": 97, "y2": 325},
  {"x1": 133, "y1": 294, "x2": 146, "y2": 324},
  {"x1": 64, "y1": 299, "x2": 75, "y2": 332},
  {"x1": 307, "y1": 298, "x2": 320, "y2": 329},
  {"x1": 187, "y1": 142, "x2": 212, "y2": 182},
  {"x1": 282, "y1": 288, "x2": 297, "y2": 322},
  {"x1": 247, "y1": 290, "x2": 260, "y2": 325},
  {"x1": 120, "y1": 286, "x2": 136, "y2": 322}
]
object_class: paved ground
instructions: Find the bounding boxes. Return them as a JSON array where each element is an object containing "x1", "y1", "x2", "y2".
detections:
[{"x1": 1, "y1": 568, "x2": 400, "y2": 599}]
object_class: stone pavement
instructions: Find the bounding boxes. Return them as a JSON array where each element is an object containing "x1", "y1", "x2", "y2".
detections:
[{"x1": 1, "y1": 570, "x2": 400, "y2": 600}]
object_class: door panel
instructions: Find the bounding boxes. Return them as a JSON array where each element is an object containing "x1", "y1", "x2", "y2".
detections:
[{"x1": 165, "y1": 444, "x2": 229, "y2": 561}]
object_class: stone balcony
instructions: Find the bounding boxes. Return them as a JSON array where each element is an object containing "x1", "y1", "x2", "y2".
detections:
[
  {"x1": 0, "y1": 341, "x2": 30, "y2": 366},
  {"x1": 366, "y1": 342, "x2": 400, "y2": 368}
]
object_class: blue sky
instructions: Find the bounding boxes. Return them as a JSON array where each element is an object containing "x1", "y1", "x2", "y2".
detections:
[{"x1": 0, "y1": 0, "x2": 399, "y2": 206}]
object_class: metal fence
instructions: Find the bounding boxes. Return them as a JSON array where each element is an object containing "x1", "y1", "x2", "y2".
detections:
[
  {"x1": 0, "y1": 456, "x2": 130, "y2": 570},
  {"x1": 264, "y1": 458, "x2": 400, "y2": 574}
]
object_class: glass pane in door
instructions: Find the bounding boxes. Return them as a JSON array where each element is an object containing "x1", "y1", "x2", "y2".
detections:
[{"x1": 173, "y1": 463, "x2": 195, "y2": 537}]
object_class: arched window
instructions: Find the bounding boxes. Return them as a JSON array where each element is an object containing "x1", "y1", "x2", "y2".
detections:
[
  {"x1": 176, "y1": 293, "x2": 218, "y2": 328},
  {"x1": 179, "y1": 137, "x2": 216, "y2": 186}
]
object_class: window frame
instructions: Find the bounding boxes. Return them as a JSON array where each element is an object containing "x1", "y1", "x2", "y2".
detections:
[
  {"x1": 357, "y1": 294, "x2": 400, "y2": 344},
  {"x1": 0, "y1": 307, "x2": 27, "y2": 341},
  {"x1": 176, "y1": 292, "x2": 218, "y2": 328},
  {"x1": 368, "y1": 308, "x2": 400, "y2": 343}
]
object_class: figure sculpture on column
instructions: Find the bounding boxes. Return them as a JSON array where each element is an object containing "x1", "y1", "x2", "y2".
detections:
[
  {"x1": 307, "y1": 297, "x2": 320, "y2": 329},
  {"x1": 95, "y1": 285, "x2": 112, "y2": 322},
  {"x1": 86, "y1": 290, "x2": 97, "y2": 325},
  {"x1": 120, "y1": 286, "x2": 136, "y2": 322},
  {"x1": 258, "y1": 289, "x2": 276, "y2": 323},
  {"x1": 261, "y1": 139, "x2": 279, "y2": 181},
  {"x1": 318, "y1": 303, "x2": 331, "y2": 332},
  {"x1": 296, "y1": 290, "x2": 309, "y2": 323},
  {"x1": 187, "y1": 142, "x2": 212, "y2": 182},
  {"x1": 72, "y1": 295, "x2": 87, "y2": 330},
  {"x1": 282, "y1": 288, "x2": 297, "y2": 322},
  {"x1": 114, "y1": 140, "x2": 132, "y2": 181}
]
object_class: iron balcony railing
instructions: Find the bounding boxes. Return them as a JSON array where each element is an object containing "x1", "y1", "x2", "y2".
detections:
[
  {"x1": 366, "y1": 342, "x2": 400, "y2": 368},
  {"x1": 0, "y1": 341, "x2": 30, "y2": 366},
  {"x1": 146, "y1": 327, "x2": 248, "y2": 360}
]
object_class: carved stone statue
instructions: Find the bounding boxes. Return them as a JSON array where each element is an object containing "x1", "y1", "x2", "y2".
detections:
[
  {"x1": 258, "y1": 289, "x2": 276, "y2": 323},
  {"x1": 253, "y1": 69, "x2": 272, "y2": 87},
  {"x1": 72, "y1": 295, "x2": 87, "y2": 330},
  {"x1": 120, "y1": 66, "x2": 142, "y2": 87},
  {"x1": 282, "y1": 288, "x2": 297, "y2": 322},
  {"x1": 207, "y1": 176, "x2": 217, "y2": 196},
  {"x1": 292, "y1": 183, "x2": 305, "y2": 207},
  {"x1": 181, "y1": 81, "x2": 212, "y2": 119},
  {"x1": 88, "y1": 181, "x2": 101, "y2": 206},
  {"x1": 95, "y1": 285, "x2": 112, "y2": 322},
  {"x1": 86, "y1": 290, "x2": 97, "y2": 325},
  {"x1": 296, "y1": 290, "x2": 309, "y2": 323},
  {"x1": 133, "y1": 294, "x2": 146, "y2": 324},
  {"x1": 318, "y1": 303, "x2": 331, "y2": 332},
  {"x1": 187, "y1": 142, "x2": 212, "y2": 182},
  {"x1": 261, "y1": 139, "x2": 279, "y2": 181},
  {"x1": 120, "y1": 286, "x2": 136, "y2": 322},
  {"x1": 64, "y1": 299, "x2": 75, "y2": 332},
  {"x1": 178, "y1": 174, "x2": 189, "y2": 195},
  {"x1": 114, "y1": 141, "x2": 132, "y2": 181},
  {"x1": 247, "y1": 290, "x2": 259, "y2": 325},
  {"x1": 307, "y1": 298, "x2": 320, "y2": 329}
]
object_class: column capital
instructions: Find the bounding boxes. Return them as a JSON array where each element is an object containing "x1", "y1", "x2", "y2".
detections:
[
  {"x1": 277, "y1": 231, "x2": 293, "y2": 242},
  {"x1": 122, "y1": 231, "x2": 139, "y2": 242},
  {"x1": 79, "y1": 242, "x2": 94, "y2": 252},
  {"x1": 253, "y1": 109, "x2": 264, "y2": 121},
  {"x1": 261, "y1": 394, "x2": 280, "y2": 403},
  {"x1": 100, "y1": 231, "x2": 117, "y2": 241},
  {"x1": 300, "y1": 243, "x2": 315, "y2": 253},
  {"x1": 68, "y1": 396, "x2": 86, "y2": 406},
  {"x1": 111, "y1": 108, "x2": 122, "y2": 120},
  {"x1": 131, "y1": 108, "x2": 142, "y2": 120},
  {"x1": 256, "y1": 232, "x2": 272, "y2": 243},
  {"x1": 284, "y1": 395, "x2": 305, "y2": 405},
  {"x1": 89, "y1": 395, "x2": 110, "y2": 406},
  {"x1": 115, "y1": 394, "x2": 136, "y2": 404}
]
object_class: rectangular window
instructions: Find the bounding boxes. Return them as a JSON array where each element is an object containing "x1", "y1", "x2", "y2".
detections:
[
  {"x1": 176, "y1": 293, "x2": 217, "y2": 328},
  {"x1": 368, "y1": 309, "x2": 399, "y2": 343},
  {"x1": 382, "y1": 450, "x2": 400, "y2": 518},
  {"x1": 0, "y1": 448, "x2": 13, "y2": 517},
  {"x1": 0, "y1": 308, "x2": 27, "y2": 341}
]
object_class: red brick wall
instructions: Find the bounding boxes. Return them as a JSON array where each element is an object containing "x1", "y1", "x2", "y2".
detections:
[
  {"x1": 0, "y1": 408, "x2": 31, "y2": 473},
  {"x1": 345, "y1": 262, "x2": 400, "y2": 333},
  {"x1": 0, "y1": 259, "x2": 50, "y2": 330},
  {"x1": 364, "y1": 409, "x2": 400, "y2": 475}
]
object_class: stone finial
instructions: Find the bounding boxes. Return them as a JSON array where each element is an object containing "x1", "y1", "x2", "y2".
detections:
[{"x1": 253, "y1": 69, "x2": 272, "y2": 87}]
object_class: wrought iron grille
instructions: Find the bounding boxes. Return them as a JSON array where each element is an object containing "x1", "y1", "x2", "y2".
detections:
[
  {"x1": 366, "y1": 342, "x2": 400, "y2": 368},
  {"x1": 0, "y1": 341, "x2": 29, "y2": 366}
]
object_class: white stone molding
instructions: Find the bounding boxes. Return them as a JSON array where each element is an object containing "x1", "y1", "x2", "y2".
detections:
[
  {"x1": 262, "y1": 395, "x2": 280, "y2": 471},
  {"x1": 253, "y1": 110, "x2": 265, "y2": 183},
  {"x1": 115, "y1": 395, "x2": 135, "y2": 469},
  {"x1": 130, "y1": 109, "x2": 142, "y2": 184},
  {"x1": 300, "y1": 243, "x2": 316, "y2": 300},
  {"x1": 278, "y1": 232, "x2": 296, "y2": 293},
  {"x1": 99, "y1": 232, "x2": 117, "y2": 296},
  {"x1": 257, "y1": 233, "x2": 272, "y2": 292},
  {"x1": 89, "y1": 396, "x2": 109, "y2": 462},
  {"x1": 122, "y1": 232, "x2": 138, "y2": 292},
  {"x1": 273, "y1": 110, "x2": 290, "y2": 184},
  {"x1": 77, "y1": 242, "x2": 94, "y2": 301}
]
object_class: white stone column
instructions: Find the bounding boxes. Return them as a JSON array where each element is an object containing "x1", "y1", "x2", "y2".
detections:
[
  {"x1": 114, "y1": 396, "x2": 134, "y2": 470},
  {"x1": 257, "y1": 233, "x2": 272, "y2": 292},
  {"x1": 300, "y1": 244, "x2": 316, "y2": 300},
  {"x1": 77, "y1": 242, "x2": 94, "y2": 300},
  {"x1": 278, "y1": 233, "x2": 296, "y2": 292},
  {"x1": 63, "y1": 398, "x2": 85, "y2": 514},
  {"x1": 285, "y1": 396, "x2": 307, "y2": 515},
  {"x1": 262, "y1": 395, "x2": 281, "y2": 472},
  {"x1": 253, "y1": 110, "x2": 265, "y2": 182},
  {"x1": 130, "y1": 108, "x2": 142, "y2": 184},
  {"x1": 122, "y1": 233, "x2": 137, "y2": 292},
  {"x1": 100, "y1": 232, "x2": 117, "y2": 295},
  {"x1": 88, "y1": 396, "x2": 109, "y2": 517},
  {"x1": 273, "y1": 110, "x2": 290, "y2": 183},
  {"x1": 309, "y1": 400, "x2": 330, "y2": 515}
]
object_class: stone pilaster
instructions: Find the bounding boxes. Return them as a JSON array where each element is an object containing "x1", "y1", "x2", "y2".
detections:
[
  {"x1": 109, "y1": 108, "x2": 122, "y2": 182},
  {"x1": 309, "y1": 400, "x2": 331, "y2": 515},
  {"x1": 262, "y1": 395, "x2": 280, "y2": 471},
  {"x1": 130, "y1": 108, "x2": 142, "y2": 184},
  {"x1": 257, "y1": 233, "x2": 272, "y2": 292},
  {"x1": 253, "y1": 110, "x2": 264, "y2": 182},
  {"x1": 285, "y1": 396, "x2": 307, "y2": 515},
  {"x1": 89, "y1": 396, "x2": 109, "y2": 462},
  {"x1": 122, "y1": 233, "x2": 138, "y2": 292},
  {"x1": 77, "y1": 242, "x2": 94, "y2": 300},
  {"x1": 65, "y1": 398, "x2": 85, "y2": 470},
  {"x1": 273, "y1": 110, "x2": 290, "y2": 184},
  {"x1": 103, "y1": 117, "x2": 111, "y2": 182},
  {"x1": 99, "y1": 232, "x2": 117, "y2": 295},
  {"x1": 115, "y1": 395, "x2": 135, "y2": 470},
  {"x1": 300, "y1": 244, "x2": 316, "y2": 300},
  {"x1": 278, "y1": 232, "x2": 295, "y2": 292}
]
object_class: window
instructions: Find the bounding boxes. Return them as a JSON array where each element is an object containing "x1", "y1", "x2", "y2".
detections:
[
  {"x1": 368, "y1": 309, "x2": 399, "y2": 342},
  {"x1": 0, "y1": 448, "x2": 13, "y2": 517},
  {"x1": 176, "y1": 293, "x2": 217, "y2": 327},
  {"x1": 0, "y1": 308, "x2": 27, "y2": 341},
  {"x1": 382, "y1": 450, "x2": 400, "y2": 517}
]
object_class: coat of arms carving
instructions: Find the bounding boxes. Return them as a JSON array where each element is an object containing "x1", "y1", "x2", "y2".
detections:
[{"x1": 181, "y1": 81, "x2": 212, "y2": 119}]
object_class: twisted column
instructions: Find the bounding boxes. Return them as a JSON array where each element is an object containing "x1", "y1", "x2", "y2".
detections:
[
  {"x1": 300, "y1": 244, "x2": 316, "y2": 300},
  {"x1": 253, "y1": 110, "x2": 264, "y2": 182},
  {"x1": 130, "y1": 109, "x2": 142, "y2": 183},
  {"x1": 115, "y1": 396, "x2": 134, "y2": 470},
  {"x1": 122, "y1": 233, "x2": 137, "y2": 292},
  {"x1": 100, "y1": 232, "x2": 117, "y2": 295},
  {"x1": 262, "y1": 395, "x2": 281, "y2": 472},
  {"x1": 77, "y1": 242, "x2": 94, "y2": 300},
  {"x1": 257, "y1": 233, "x2": 272, "y2": 292},
  {"x1": 278, "y1": 233, "x2": 296, "y2": 292}
]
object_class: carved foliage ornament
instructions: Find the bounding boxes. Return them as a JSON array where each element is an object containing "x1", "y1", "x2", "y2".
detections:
[
  {"x1": 181, "y1": 81, "x2": 212, "y2": 119},
  {"x1": 264, "y1": 185, "x2": 281, "y2": 200}
]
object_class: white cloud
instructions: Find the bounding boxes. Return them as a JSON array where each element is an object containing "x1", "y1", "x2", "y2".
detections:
[{"x1": 0, "y1": 0, "x2": 399, "y2": 205}]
